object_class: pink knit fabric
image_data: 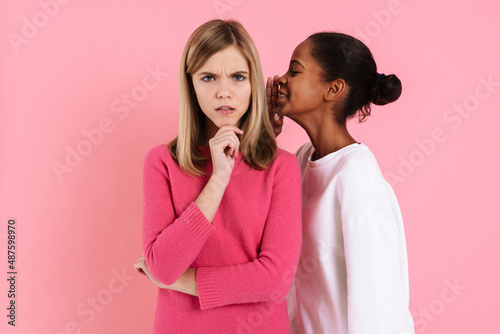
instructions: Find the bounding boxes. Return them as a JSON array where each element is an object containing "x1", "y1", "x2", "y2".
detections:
[{"x1": 142, "y1": 144, "x2": 302, "y2": 333}]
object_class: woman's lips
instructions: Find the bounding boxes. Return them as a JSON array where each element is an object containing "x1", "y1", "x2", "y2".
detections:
[
  {"x1": 277, "y1": 92, "x2": 288, "y2": 102},
  {"x1": 216, "y1": 105, "x2": 235, "y2": 115}
]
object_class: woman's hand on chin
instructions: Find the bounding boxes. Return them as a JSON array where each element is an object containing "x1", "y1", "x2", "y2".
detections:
[{"x1": 209, "y1": 125, "x2": 243, "y2": 186}]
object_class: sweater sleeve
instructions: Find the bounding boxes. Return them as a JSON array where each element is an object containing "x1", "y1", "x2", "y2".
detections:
[
  {"x1": 195, "y1": 155, "x2": 303, "y2": 310},
  {"x1": 342, "y1": 214, "x2": 411, "y2": 334},
  {"x1": 142, "y1": 146, "x2": 215, "y2": 285}
]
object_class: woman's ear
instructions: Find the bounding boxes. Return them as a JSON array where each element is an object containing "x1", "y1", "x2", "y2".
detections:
[{"x1": 324, "y1": 79, "x2": 346, "y2": 101}]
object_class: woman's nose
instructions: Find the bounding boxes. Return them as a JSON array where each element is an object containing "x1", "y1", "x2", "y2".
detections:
[
  {"x1": 278, "y1": 74, "x2": 286, "y2": 86},
  {"x1": 216, "y1": 80, "x2": 231, "y2": 98}
]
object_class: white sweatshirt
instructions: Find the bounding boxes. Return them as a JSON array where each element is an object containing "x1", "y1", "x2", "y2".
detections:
[{"x1": 288, "y1": 142, "x2": 414, "y2": 334}]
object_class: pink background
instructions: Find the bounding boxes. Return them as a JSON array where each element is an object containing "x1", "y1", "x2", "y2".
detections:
[{"x1": 1, "y1": 0, "x2": 499, "y2": 333}]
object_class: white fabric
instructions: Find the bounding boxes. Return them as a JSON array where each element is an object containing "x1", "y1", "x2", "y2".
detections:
[{"x1": 288, "y1": 142, "x2": 414, "y2": 334}]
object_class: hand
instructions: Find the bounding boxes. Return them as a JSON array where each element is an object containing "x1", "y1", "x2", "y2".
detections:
[
  {"x1": 266, "y1": 75, "x2": 283, "y2": 137},
  {"x1": 134, "y1": 255, "x2": 198, "y2": 296},
  {"x1": 134, "y1": 255, "x2": 151, "y2": 279},
  {"x1": 209, "y1": 125, "x2": 243, "y2": 186},
  {"x1": 134, "y1": 255, "x2": 171, "y2": 289}
]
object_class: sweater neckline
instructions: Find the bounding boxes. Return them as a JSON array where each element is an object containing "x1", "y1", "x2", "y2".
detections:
[
  {"x1": 307, "y1": 143, "x2": 365, "y2": 168},
  {"x1": 198, "y1": 145, "x2": 210, "y2": 154},
  {"x1": 198, "y1": 145, "x2": 244, "y2": 163}
]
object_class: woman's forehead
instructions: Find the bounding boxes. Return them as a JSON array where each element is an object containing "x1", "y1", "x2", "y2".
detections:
[{"x1": 197, "y1": 46, "x2": 248, "y2": 72}]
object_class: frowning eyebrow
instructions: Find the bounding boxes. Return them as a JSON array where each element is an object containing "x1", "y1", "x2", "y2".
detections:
[
  {"x1": 291, "y1": 60, "x2": 305, "y2": 69},
  {"x1": 197, "y1": 71, "x2": 249, "y2": 77}
]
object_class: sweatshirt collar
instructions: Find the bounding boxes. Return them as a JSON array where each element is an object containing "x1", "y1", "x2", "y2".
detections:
[{"x1": 307, "y1": 143, "x2": 364, "y2": 168}]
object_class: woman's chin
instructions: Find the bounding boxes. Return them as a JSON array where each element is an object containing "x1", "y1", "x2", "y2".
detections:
[
  {"x1": 216, "y1": 121, "x2": 239, "y2": 128},
  {"x1": 277, "y1": 107, "x2": 289, "y2": 118}
]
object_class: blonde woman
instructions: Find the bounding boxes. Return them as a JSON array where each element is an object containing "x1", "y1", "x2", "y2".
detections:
[{"x1": 134, "y1": 20, "x2": 302, "y2": 333}]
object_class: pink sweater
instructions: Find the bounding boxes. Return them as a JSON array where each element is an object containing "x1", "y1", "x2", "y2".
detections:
[{"x1": 142, "y1": 144, "x2": 302, "y2": 333}]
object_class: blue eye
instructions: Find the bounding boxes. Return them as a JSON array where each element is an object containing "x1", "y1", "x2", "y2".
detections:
[
  {"x1": 202, "y1": 76, "x2": 214, "y2": 82},
  {"x1": 234, "y1": 75, "x2": 245, "y2": 81}
]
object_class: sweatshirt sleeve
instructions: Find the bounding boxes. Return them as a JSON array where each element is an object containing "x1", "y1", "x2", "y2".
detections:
[
  {"x1": 195, "y1": 155, "x2": 303, "y2": 310},
  {"x1": 142, "y1": 146, "x2": 215, "y2": 285},
  {"x1": 342, "y1": 214, "x2": 411, "y2": 334}
]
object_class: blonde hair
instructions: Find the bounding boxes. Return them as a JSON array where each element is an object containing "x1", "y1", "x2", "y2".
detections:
[{"x1": 168, "y1": 19, "x2": 277, "y2": 176}]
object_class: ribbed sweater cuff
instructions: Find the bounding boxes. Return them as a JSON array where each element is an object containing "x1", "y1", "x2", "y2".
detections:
[
  {"x1": 181, "y1": 202, "x2": 214, "y2": 242},
  {"x1": 196, "y1": 267, "x2": 221, "y2": 310},
  {"x1": 179, "y1": 202, "x2": 215, "y2": 241}
]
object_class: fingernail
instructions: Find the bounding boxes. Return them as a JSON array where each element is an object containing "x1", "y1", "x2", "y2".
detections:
[{"x1": 274, "y1": 113, "x2": 280, "y2": 121}]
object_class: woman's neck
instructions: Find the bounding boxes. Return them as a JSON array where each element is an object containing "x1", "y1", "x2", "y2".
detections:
[{"x1": 292, "y1": 109, "x2": 357, "y2": 160}]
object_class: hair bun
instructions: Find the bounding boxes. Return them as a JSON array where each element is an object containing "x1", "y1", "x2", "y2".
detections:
[{"x1": 372, "y1": 74, "x2": 402, "y2": 105}]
